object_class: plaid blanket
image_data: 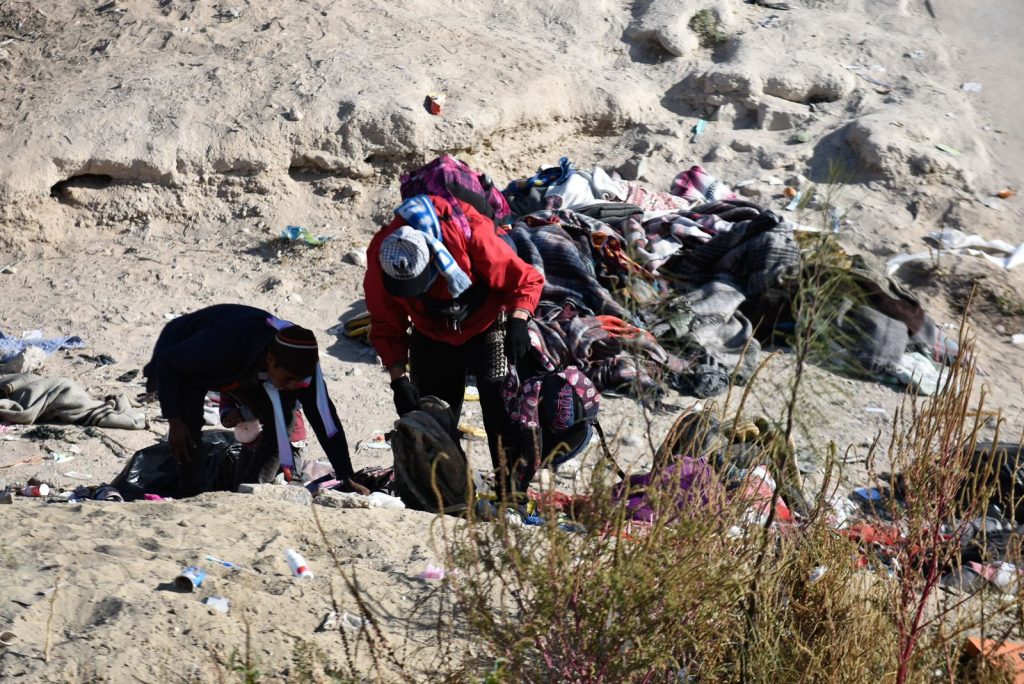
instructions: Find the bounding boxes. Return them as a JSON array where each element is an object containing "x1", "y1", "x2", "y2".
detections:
[{"x1": 509, "y1": 211, "x2": 631, "y2": 320}]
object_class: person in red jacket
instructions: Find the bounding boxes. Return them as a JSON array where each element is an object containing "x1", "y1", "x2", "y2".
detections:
[{"x1": 364, "y1": 194, "x2": 544, "y2": 495}]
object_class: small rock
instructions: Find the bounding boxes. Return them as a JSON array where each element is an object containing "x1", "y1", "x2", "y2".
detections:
[
  {"x1": 0, "y1": 266, "x2": 16, "y2": 275},
  {"x1": 1012, "y1": 333, "x2": 1024, "y2": 346},
  {"x1": 238, "y1": 483, "x2": 312, "y2": 506},
  {"x1": 0, "y1": 347, "x2": 47, "y2": 374},
  {"x1": 785, "y1": 173, "x2": 809, "y2": 188},
  {"x1": 177, "y1": 520, "x2": 190, "y2": 527},
  {"x1": 620, "y1": 434, "x2": 643, "y2": 447},
  {"x1": 284, "y1": 108, "x2": 303, "y2": 122},
  {"x1": 290, "y1": 293, "x2": 304, "y2": 304},
  {"x1": 618, "y1": 156, "x2": 649, "y2": 182},
  {"x1": 730, "y1": 139, "x2": 753, "y2": 153},
  {"x1": 314, "y1": 489, "x2": 370, "y2": 509},
  {"x1": 342, "y1": 249, "x2": 368, "y2": 268}
]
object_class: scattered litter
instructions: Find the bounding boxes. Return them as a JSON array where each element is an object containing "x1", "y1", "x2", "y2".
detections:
[
  {"x1": 317, "y1": 611, "x2": 339, "y2": 632},
  {"x1": 143, "y1": 493, "x2": 168, "y2": 501},
  {"x1": 63, "y1": 471, "x2": 92, "y2": 480},
  {"x1": 283, "y1": 107, "x2": 303, "y2": 122},
  {"x1": 21, "y1": 484, "x2": 49, "y2": 497},
  {"x1": 690, "y1": 119, "x2": 708, "y2": 144},
  {"x1": 864, "y1": 407, "x2": 887, "y2": 415},
  {"x1": 459, "y1": 423, "x2": 487, "y2": 440},
  {"x1": 204, "y1": 555, "x2": 243, "y2": 570},
  {"x1": 935, "y1": 143, "x2": 960, "y2": 156},
  {"x1": 366, "y1": 491, "x2": 405, "y2": 509},
  {"x1": 886, "y1": 228, "x2": 1024, "y2": 274},
  {"x1": 979, "y1": 196, "x2": 1005, "y2": 212},
  {"x1": 1011, "y1": 334, "x2": 1024, "y2": 346},
  {"x1": 286, "y1": 549, "x2": 314, "y2": 578},
  {"x1": 174, "y1": 566, "x2": 206, "y2": 592},
  {"x1": 280, "y1": 225, "x2": 332, "y2": 246},
  {"x1": 81, "y1": 353, "x2": 116, "y2": 366},
  {"x1": 426, "y1": 92, "x2": 445, "y2": 115},
  {"x1": 961, "y1": 82, "x2": 983, "y2": 93},
  {"x1": 809, "y1": 566, "x2": 828, "y2": 583},
  {"x1": 44, "y1": 452, "x2": 73, "y2": 463},
  {"x1": 116, "y1": 369, "x2": 139, "y2": 382},
  {"x1": 358, "y1": 433, "x2": 391, "y2": 450},
  {"x1": 997, "y1": 188, "x2": 1015, "y2": 199},
  {"x1": 783, "y1": 186, "x2": 798, "y2": 198},
  {"x1": 784, "y1": 190, "x2": 802, "y2": 211},
  {"x1": 0, "y1": 328, "x2": 86, "y2": 365},
  {"x1": 203, "y1": 596, "x2": 230, "y2": 614},
  {"x1": 417, "y1": 563, "x2": 446, "y2": 581},
  {"x1": 340, "y1": 611, "x2": 363, "y2": 630}
]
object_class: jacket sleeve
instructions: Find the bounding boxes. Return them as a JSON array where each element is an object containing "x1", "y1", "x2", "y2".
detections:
[
  {"x1": 298, "y1": 387, "x2": 354, "y2": 479},
  {"x1": 364, "y1": 225, "x2": 413, "y2": 369},
  {"x1": 461, "y1": 202, "x2": 544, "y2": 313}
]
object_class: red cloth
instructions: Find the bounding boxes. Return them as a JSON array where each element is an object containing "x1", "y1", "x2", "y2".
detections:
[{"x1": 364, "y1": 196, "x2": 544, "y2": 368}]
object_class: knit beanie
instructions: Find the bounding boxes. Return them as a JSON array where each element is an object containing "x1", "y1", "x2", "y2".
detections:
[
  {"x1": 379, "y1": 226, "x2": 435, "y2": 297},
  {"x1": 269, "y1": 325, "x2": 318, "y2": 378}
]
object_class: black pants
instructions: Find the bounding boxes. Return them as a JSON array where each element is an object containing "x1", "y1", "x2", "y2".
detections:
[
  {"x1": 176, "y1": 384, "x2": 298, "y2": 496},
  {"x1": 410, "y1": 325, "x2": 522, "y2": 494}
]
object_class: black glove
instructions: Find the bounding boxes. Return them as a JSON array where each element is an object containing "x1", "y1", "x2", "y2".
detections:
[
  {"x1": 504, "y1": 316, "x2": 531, "y2": 363},
  {"x1": 390, "y1": 376, "x2": 420, "y2": 416}
]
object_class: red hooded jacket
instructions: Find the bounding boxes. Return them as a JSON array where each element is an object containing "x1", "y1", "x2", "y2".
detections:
[{"x1": 364, "y1": 196, "x2": 544, "y2": 369}]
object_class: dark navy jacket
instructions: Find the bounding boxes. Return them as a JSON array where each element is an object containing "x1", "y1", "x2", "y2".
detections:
[{"x1": 143, "y1": 304, "x2": 353, "y2": 478}]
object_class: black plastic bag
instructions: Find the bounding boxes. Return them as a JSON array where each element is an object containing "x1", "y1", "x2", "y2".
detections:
[{"x1": 111, "y1": 430, "x2": 242, "y2": 501}]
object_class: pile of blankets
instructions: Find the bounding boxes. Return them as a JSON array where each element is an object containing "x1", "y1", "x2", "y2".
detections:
[{"x1": 499, "y1": 158, "x2": 962, "y2": 399}]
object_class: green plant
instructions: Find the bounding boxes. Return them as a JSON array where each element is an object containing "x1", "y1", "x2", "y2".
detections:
[
  {"x1": 227, "y1": 620, "x2": 262, "y2": 684},
  {"x1": 689, "y1": 9, "x2": 728, "y2": 48}
]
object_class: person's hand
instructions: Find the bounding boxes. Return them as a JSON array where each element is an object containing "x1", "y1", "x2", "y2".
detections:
[
  {"x1": 168, "y1": 417, "x2": 195, "y2": 463},
  {"x1": 390, "y1": 376, "x2": 420, "y2": 416},
  {"x1": 221, "y1": 409, "x2": 242, "y2": 428},
  {"x1": 347, "y1": 479, "x2": 371, "y2": 496},
  {"x1": 504, "y1": 315, "x2": 531, "y2": 363}
]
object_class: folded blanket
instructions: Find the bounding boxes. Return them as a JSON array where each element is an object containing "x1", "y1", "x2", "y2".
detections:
[{"x1": 0, "y1": 373, "x2": 145, "y2": 429}]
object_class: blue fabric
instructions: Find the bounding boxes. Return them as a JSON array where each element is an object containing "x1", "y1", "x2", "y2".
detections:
[
  {"x1": 394, "y1": 195, "x2": 472, "y2": 297},
  {"x1": 504, "y1": 156, "x2": 576, "y2": 199},
  {"x1": 0, "y1": 329, "x2": 86, "y2": 363}
]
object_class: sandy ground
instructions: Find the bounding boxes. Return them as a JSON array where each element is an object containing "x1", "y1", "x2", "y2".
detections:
[{"x1": 0, "y1": 0, "x2": 1023, "y2": 680}]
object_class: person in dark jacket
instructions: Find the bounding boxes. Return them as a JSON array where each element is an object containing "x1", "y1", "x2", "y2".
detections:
[
  {"x1": 143, "y1": 304, "x2": 358, "y2": 496},
  {"x1": 364, "y1": 194, "x2": 544, "y2": 494}
]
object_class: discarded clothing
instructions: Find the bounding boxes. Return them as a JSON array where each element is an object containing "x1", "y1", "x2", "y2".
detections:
[
  {"x1": 0, "y1": 329, "x2": 86, "y2": 364},
  {"x1": 0, "y1": 373, "x2": 145, "y2": 429}
]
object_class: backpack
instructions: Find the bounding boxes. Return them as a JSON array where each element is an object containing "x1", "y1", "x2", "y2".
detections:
[
  {"x1": 399, "y1": 155, "x2": 512, "y2": 236},
  {"x1": 503, "y1": 325, "x2": 603, "y2": 475},
  {"x1": 390, "y1": 396, "x2": 473, "y2": 514}
]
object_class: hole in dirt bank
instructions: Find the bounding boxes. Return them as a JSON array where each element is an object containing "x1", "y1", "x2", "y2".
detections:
[
  {"x1": 287, "y1": 164, "x2": 334, "y2": 182},
  {"x1": 50, "y1": 174, "x2": 114, "y2": 202}
]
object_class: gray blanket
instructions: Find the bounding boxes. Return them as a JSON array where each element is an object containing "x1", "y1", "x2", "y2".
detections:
[{"x1": 0, "y1": 373, "x2": 145, "y2": 429}]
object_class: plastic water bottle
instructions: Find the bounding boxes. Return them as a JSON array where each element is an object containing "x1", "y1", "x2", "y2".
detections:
[
  {"x1": 21, "y1": 484, "x2": 49, "y2": 497},
  {"x1": 285, "y1": 549, "x2": 314, "y2": 579}
]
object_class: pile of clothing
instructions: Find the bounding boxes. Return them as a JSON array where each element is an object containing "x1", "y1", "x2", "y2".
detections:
[{"x1": 498, "y1": 157, "x2": 962, "y2": 399}]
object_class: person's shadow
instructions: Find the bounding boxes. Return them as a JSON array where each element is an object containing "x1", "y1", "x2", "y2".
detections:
[{"x1": 325, "y1": 299, "x2": 379, "y2": 364}]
